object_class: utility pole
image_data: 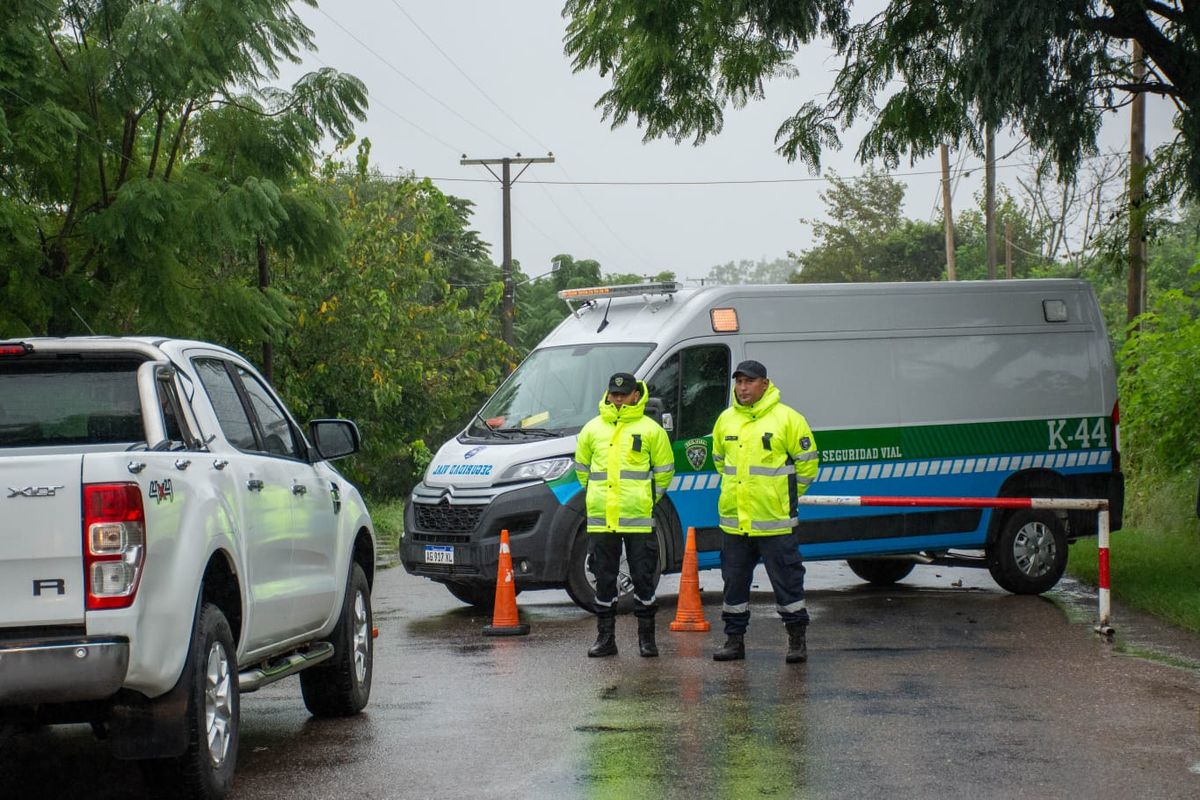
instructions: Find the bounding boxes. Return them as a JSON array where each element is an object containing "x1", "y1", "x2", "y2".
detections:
[
  {"x1": 1005, "y1": 220, "x2": 1014, "y2": 279},
  {"x1": 460, "y1": 153, "x2": 555, "y2": 349},
  {"x1": 1127, "y1": 42, "x2": 1147, "y2": 332},
  {"x1": 985, "y1": 124, "x2": 997, "y2": 280},
  {"x1": 940, "y1": 144, "x2": 957, "y2": 280}
]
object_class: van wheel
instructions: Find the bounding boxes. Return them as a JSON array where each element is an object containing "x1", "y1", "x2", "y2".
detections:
[
  {"x1": 846, "y1": 558, "x2": 916, "y2": 586},
  {"x1": 987, "y1": 509, "x2": 1067, "y2": 594},
  {"x1": 301, "y1": 563, "x2": 372, "y2": 717},
  {"x1": 144, "y1": 603, "x2": 238, "y2": 800},
  {"x1": 564, "y1": 523, "x2": 665, "y2": 614}
]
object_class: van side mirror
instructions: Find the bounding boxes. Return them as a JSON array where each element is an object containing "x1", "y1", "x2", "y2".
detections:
[
  {"x1": 308, "y1": 419, "x2": 361, "y2": 461},
  {"x1": 644, "y1": 398, "x2": 665, "y2": 427}
]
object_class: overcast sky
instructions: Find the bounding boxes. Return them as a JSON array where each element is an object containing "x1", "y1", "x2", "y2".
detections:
[{"x1": 279, "y1": 1, "x2": 1177, "y2": 284}]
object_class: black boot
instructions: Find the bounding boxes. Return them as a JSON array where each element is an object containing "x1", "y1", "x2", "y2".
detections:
[
  {"x1": 712, "y1": 633, "x2": 745, "y2": 661},
  {"x1": 785, "y1": 623, "x2": 808, "y2": 663},
  {"x1": 588, "y1": 615, "x2": 617, "y2": 658},
  {"x1": 637, "y1": 616, "x2": 658, "y2": 658}
]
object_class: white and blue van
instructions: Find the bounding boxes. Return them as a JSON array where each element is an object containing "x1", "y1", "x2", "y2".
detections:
[{"x1": 401, "y1": 280, "x2": 1124, "y2": 610}]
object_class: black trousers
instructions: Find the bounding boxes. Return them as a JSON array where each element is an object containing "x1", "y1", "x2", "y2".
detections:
[
  {"x1": 589, "y1": 532, "x2": 659, "y2": 619},
  {"x1": 720, "y1": 530, "x2": 808, "y2": 635}
]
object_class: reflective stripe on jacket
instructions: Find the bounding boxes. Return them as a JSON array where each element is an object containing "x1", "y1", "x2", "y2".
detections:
[
  {"x1": 575, "y1": 381, "x2": 675, "y2": 533},
  {"x1": 712, "y1": 383, "x2": 819, "y2": 536}
]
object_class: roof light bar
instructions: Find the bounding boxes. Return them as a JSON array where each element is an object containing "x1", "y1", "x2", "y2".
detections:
[{"x1": 557, "y1": 281, "x2": 679, "y2": 301}]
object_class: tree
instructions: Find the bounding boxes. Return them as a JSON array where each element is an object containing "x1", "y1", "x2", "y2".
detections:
[
  {"x1": 275, "y1": 152, "x2": 510, "y2": 498},
  {"x1": 513, "y1": 253, "x2": 602, "y2": 352},
  {"x1": 788, "y1": 169, "x2": 944, "y2": 283},
  {"x1": 952, "y1": 189, "x2": 1054, "y2": 281},
  {"x1": 0, "y1": 0, "x2": 366, "y2": 338},
  {"x1": 563, "y1": 1, "x2": 1200, "y2": 198},
  {"x1": 512, "y1": 257, "x2": 675, "y2": 354},
  {"x1": 705, "y1": 257, "x2": 797, "y2": 284}
]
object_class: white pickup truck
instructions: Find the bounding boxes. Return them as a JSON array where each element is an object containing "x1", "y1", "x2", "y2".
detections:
[{"x1": 0, "y1": 337, "x2": 376, "y2": 799}]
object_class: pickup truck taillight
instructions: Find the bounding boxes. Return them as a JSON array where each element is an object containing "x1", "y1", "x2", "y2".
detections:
[{"x1": 83, "y1": 483, "x2": 146, "y2": 610}]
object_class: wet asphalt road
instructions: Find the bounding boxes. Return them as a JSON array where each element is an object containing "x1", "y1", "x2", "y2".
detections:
[{"x1": 3, "y1": 561, "x2": 1200, "y2": 799}]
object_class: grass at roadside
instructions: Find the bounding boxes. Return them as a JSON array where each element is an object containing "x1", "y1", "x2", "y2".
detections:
[
  {"x1": 1067, "y1": 469, "x2": 1200, "y2": 634},
  {"x1": 369, "y1": 498, "x2": 405, "y2": 553}
]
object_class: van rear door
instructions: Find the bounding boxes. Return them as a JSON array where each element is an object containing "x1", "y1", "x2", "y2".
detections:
[{"x1": 0, "y1": 456, "x2": 86, "y2": 625}]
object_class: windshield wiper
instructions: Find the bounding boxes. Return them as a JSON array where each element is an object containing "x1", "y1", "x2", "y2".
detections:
[
  {"x1": 499, "y1": 426, "x2": 559, "y2": 439},
  {"x1": 473, "y1": 411, "x2": 515, "y2": 439}
]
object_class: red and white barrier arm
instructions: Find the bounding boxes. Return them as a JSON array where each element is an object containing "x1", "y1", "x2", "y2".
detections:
[{"x1": 795, "y1": 495, "x2": 1114, "y2": 636}]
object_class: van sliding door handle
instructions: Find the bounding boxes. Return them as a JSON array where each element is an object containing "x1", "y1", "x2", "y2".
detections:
[{"x1": 246, "y1": 479, "x2": 264, "y2": 492}]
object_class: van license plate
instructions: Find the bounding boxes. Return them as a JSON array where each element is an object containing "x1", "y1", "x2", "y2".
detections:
[{"x1": 425, "y1": 545, "x2": 454, "y2": 565}]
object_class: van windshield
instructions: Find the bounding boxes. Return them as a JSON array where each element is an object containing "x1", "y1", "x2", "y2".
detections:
[{"x1": 467, "y1": 343, "x2": 654, "y2": 439}]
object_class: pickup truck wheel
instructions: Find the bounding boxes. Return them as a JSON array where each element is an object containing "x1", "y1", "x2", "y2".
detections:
[
  {"x1": 846, "y1": 558, "x2": 916, "y2": 586},
  {"x1": 145, "y1": 602, "x2": 238, "y2": 800},
  {"x1": 564, "y1": 523, "x2": 665, "y2": 615},
  {"x1": 301, "y1": 563, "x2": 372, "y2": 717},
  {"x1": 987, "y1": 509, "x2": 1068, "y2": 595}
]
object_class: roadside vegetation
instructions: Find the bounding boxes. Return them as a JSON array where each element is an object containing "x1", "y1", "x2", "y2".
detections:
[{"x1": 3, "y1": 3, "x2": 1197, "y2": 629}]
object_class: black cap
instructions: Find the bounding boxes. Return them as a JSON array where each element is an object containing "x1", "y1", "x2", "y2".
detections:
[
  {"x1": 732, "y1": 360, "x2": 767, "y2": 380},
  {"x1": 607, "y1": 372, "x2": 637, "y2": 393}
]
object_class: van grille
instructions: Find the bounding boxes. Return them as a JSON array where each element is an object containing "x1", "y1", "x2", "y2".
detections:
[{"x1": 413, "y1": 501, "x2": 483, "y2": 534}]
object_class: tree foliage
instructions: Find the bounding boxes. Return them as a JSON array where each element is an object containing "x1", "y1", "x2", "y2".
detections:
[
  {"x1": 1118, "y1": 274, "x2": 1200, "y2": 472},
  {"x1": 512, "y1": 255, "x2": 674, "y2": 353},
  {"x1": 0, "y1": 0, "x2": 366, "y2": 338},
  {"x1": 275, "y1": 151, "x2": 510, "y2": 498},
  {"x1": 788, "y1": 169, "x2": 944, "y2": 282},
  {"x1": 563, "y1": 0, "x2": 1200, "y2": 197},
  {"x1": 705, "y1": 256, "x2": 797, "y2": 284}
]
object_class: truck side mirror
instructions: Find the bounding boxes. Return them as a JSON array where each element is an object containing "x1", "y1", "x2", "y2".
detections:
[{"x1": 309, "y1": 419, "x2": 361, "y2": 461}]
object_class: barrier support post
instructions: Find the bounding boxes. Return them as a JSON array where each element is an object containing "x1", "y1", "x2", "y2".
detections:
[{"x1": 1094, "y1": 508, "x2": 1114, "y2": 637}]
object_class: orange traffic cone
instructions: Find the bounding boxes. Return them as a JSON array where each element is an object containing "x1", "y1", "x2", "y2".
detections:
[
  {"x1": 670, "y1": 527, "x2": 711, "y2": 632},
  {"x1": 483, "y1": 529, "x2": 530, "y2": 636}
]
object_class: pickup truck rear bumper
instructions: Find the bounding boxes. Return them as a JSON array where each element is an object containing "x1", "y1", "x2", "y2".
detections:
[{"x1": 0, "y1": 636, "x2": 129, "y2": 706}]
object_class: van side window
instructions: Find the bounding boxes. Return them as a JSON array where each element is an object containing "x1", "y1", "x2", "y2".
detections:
[
  {"x1": 646, "y1": 353, "x2": 681, "y2": 437},
  {"x1": 647, "y1": 344, "x2": 730, "y2": 440}
]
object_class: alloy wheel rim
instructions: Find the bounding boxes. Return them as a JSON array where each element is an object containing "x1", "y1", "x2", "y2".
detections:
[
  {"x1": 204, "y1": 640, "x2": 233, "y2": 766},
  {"x1": 352, "y1": 589, "x2": 369, "y2": 684}
]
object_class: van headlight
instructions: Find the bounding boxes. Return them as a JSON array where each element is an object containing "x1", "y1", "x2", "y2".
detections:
[{"x1": 501, "y1": 457, "x2": 574, "y2": 482}]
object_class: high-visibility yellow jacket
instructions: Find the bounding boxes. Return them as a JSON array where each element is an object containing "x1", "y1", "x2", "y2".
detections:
[
  {"x1": 575, "y1": 382, "x2": 674, "y2": 533},
  {"x1": 713, "y1": 383, "x2": 819, "y2": 536}
]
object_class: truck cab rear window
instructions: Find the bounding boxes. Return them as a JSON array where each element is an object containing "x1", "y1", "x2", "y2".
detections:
[{"x1": 0, "y1": 359, "x2": 143, "y2": 446}]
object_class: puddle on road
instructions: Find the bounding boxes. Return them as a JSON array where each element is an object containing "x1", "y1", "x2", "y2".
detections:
[{"x1": 1049, "y1": 577, "x2": 1200, "y2": 673}]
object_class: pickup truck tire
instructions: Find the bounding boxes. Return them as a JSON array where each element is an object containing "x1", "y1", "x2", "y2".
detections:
[
  {"x1": 846, "y1": 558, "x2": 916, "y2": 586},
  {"x1": 301, "y1": 563, "x2": 373, "y2": 717},
  {"x1": 987, "y1": 509, "x2": 1068, "y2": 594},
  {"x1": 145, "y1": 602, "x2": 239, "y2": 800}
]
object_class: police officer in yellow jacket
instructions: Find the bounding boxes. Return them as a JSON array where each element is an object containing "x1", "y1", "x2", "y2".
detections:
[
  {"x1": 712, "y1": 360, "x2": 819, "y2": 663},
  {"x1": 575, "y1": 372, "x2": 674, "y2": 658}
]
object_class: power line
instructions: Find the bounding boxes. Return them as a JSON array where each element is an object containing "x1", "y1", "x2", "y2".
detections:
[
  {"x1": 382, "y1": 2, "x2": 654, "y2": 273},
  {"x1": 315, "y1": 6, "x2": 515, "y2": 153}
]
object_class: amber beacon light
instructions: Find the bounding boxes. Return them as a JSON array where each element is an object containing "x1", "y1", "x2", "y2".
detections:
[{"x1": 710, "y1": 307, "x2": 739, "y2": 332}]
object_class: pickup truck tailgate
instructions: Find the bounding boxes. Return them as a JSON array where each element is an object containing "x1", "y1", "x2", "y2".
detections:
[{"x1": 0, "y1": 456, "x2": 85, "y2": 625}]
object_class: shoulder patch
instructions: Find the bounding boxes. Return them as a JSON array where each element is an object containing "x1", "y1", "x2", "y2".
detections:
[{"x1": 800, "y1": 436, "x2": 812, "y2": 451}]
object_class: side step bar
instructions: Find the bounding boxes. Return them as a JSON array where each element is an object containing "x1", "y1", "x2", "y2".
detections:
[{"x1": 239, "y1": 642, "x2": 334, "y2": 693}]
